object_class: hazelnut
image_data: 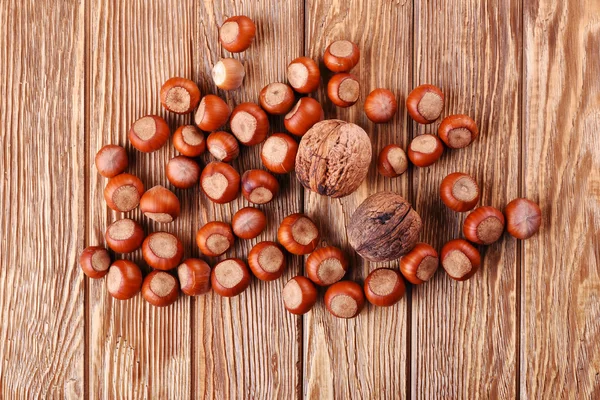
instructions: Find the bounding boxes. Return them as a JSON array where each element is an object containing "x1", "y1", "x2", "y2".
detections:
[
  {"x1": 463, "y1": 206, "x2": 505, "y2": 244},
  {"x1": 211, "y1": 258, "x2": 251, "y2": 297},
  {"x1": 104, "y1": 173, "x2": 144, "y2": 212},
  {"x1": 287, "y1": 57, "x2": 320, "y2": 93},
  {"x1": 327, "y1": 73, "x2": 360, "y2": 107},
  {"x1": 284, "y1": 97, "x2": 324, "y2": 136},
  {"x1": 324, "y1": 281, "x2": 365, "y2": 319},
  {"x1": 95, "y1": 145, "x2": 128, "y2": 178},
  {"x1": 166, "y1": 156, "x2": 200, "y2": 189},
  {"x1": 230, "y1": 102, "x2": 269, "y2": 145},
  {"x1": 364, "y1": 268, "x2": 405, "y2": 307},
  {"x1": 440, "y1": 239, "x2": 481, "y2": 281},
  {"x1": 200, "y1": 162, "x2": 240, "y2": 203},
  {"x1": 277, "y1": 213, "x2": 320, "y2": 255},
  {"x1": 377, "y1": 144, "x2": 408, "y2": 178},
  {"x1": 142, "y1": 232, "x2": 184, "y2": 270},
  {"x1": 105, "y1": 218, "x2": 145, "y2": 253},
  {"x1": 407, "y1": 134, "x2": 444, "y2": 167},
  {"x1": 194, "y1": 94, "x2": 231, "y2": 132},
  {"x1": 128, "y1": 115, "x2": 170, "y2": 153},
  {"x1": 207, "y1": 131, "x2": 240, "y2": 163},
  {"x1": 364, "y1": 89, "x2": 397, "y2": 123},
  {"x1": 347, "y1": 192, "x2": 422, "y2": 262},
  {"x1": 282, "y1": 276, "x2": 317, "y2": 315},
  {"x1": 259, "y1": 83, "x2": 295, "y2": 115},
  {"x1": 406, "y1": 84, "x2": 444, "y2": 124},
  {"x1": 399, "y1": 243, "x2": 439, "y2": 284},
  {"x1": 141, "y1": 271, "x2": 179, "y2": 307},
  {"x1": 219, "y1": 15, "x2": 256, "y2": 53},
  {"x1": 296, "y1": 120, "x2": 372, "y2": 197},
  {"x1": 504, "y1": 198, "x2": 541, "y2": 239},
  {"x1": 305, "y1": 246, "x2": 348, "y2": 286},
  {"x1": 232, "y1": 207, "x2": 267, "y2": 239},
  {"x1": 248, "y1": 241, "x2": 286, "y2": 281},
  {"x1": 196, "y1": 221, "x2": 235, "y2": 257},
  {"x1": 160, "y1": 77, "x2": 201, "y2": 114},
  {"x1": 438, "y1": 114, "x2": 479, "y2": 149},
  {"x1": 212, "y1": 58, "x2": 245, "y2": 90},
  {"x1": 79, "y1": 246, "x2": 111, "y2": 279},
  {"x1": 323, "y1": 40, "x2": 360, "y2": 72},
  {"x1": 178, "y1": 259, "x2": 211, "y2": 296},
  {"x1": 172, "y1": 125, "x2": 206, "y2": 157},
  {"x1": 139, "y1": 185, "x2": 180, "y2": 223},
  {"x1": 241, "y1": 169, "x2": 279, "y2": 205},
  {"x1": 260, "y1": 133, "x2": 298, "y2": 174},
  {"x1": 440, "y1": 172, "x2": 480, "y2": 212},
  {"x1": 107, "y1": 260, "x2": 143, "y2": 300}
]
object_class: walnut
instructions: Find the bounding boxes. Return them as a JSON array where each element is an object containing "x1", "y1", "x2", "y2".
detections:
[
  {"x1": 295, "y1": 119, "x2": 372, "y2": 198},
  {"x1": 347, "y1": 192, "x2": 422, "y2": 262}
]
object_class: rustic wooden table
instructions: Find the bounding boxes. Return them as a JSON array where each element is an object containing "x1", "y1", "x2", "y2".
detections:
[{"x1": 1, "y1": 0, "x2": 599, "y2": 398}]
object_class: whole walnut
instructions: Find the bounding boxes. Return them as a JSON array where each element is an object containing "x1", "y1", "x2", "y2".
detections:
[
  {"x1": 347, "y1": 192, "x2": 422, "y2": 262},
  {"x1": 295, "y1": 119, "x2": 372, "y2": 198}
]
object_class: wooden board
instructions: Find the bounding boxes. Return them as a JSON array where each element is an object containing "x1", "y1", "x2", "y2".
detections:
[
  {"x1": 191, "y1": 1, "x2": 304, "y2": 398},
  {"x1": 411, "y1": 0, "x2": 522, "y2": 397},
  {"x1": 303, "y1": 1, "x2": 413, "y2": 398},
  {"x1": 0, "y1": 0, "x2": 86, "y2": 398},
  {"x1": 521, "y1": 0, "x2": 600, "y2": 397}
]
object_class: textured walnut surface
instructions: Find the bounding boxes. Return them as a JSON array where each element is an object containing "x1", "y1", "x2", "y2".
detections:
[
  {"x1": 295, "y1": 119, "x2": 372, "y2": 198},
  {"x1": 347, "y1": 192, "x2": 422, "y2": 262}
]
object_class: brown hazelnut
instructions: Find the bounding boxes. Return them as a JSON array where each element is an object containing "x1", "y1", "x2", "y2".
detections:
[
  {"x1": 324, "y1": 281, "x2": 365, "y2": 319},
  {"x1": 248, "y1": 241, "x2": 286, "y2": 281},
  {"x1": 323, "y1": 40, "x2": 360, "y2": 72},
  {"x1": 142, "y1": 232, "x2": 184, "y2": 270},
  {"x1": 259, "y1": 83, "x2": 295, "y2": 115},
  {"x1": 282, "y1": 276, "x2": 317, "y2": 315},
  {"x1": 377, "y1": 144, "x2": 408, "y2": 178},
  {"x1": 407, "y1": 134, "x2": 444, "y2": 167},
  {"x1": 327, "y1": 73, "x2": 360, "y2": 107},
  {"x1": 277, "y1": 213, "x2": 320, "y2": 255},
  {"x1": 200, "y1": 162, "x2": 240, "y2": 203},
  {"x1": 261, "y1": 133, "x2": 298, "y2": 174},
  {"x1": 172, "y1": 125, "x2": 206, "y2": 157},
  {"x1": 211, "y1": 258, "x2": 251, "y2": 297},
  {"x1": 219, "y1": 15, "x2": 256, "y2": 53},
  {"x1": 399, "y1": 243, "x2": 439, "y2": 284},
  {"x1": 284, "y1": 97, "x2": 324, "y2": 136},
  {"x1": 440, "y1": 239, "x2": 481, "y2": 281},
  {"x1": 364, "y1": 89, "x2": 397, "y2": 123},
  {"x1": 107, "y1": 260, "x2": 142, "y2": 300},
  {"x1": 141, "y1": 271, "x2": 179, "y2": 307},
  {"x1": 232, "y1": 207, "x2": 267, "y2": 239},
  {"x1": 194, "y1": 94, "x2": 231, "y2": 132},
  {"x1": 438, "y1": 114, "x2": 479, "y2": 149},
  {"x1": 178, "y1": 259, "x2": 211, "y2": 296},
  {"x1": 160, "y1": 77, "x2": 201, "y2": 114},
  {"x1": 305, "y1": 246, "x2": 348, "y2": 286},
  {"x1": 212, "y1": 58, "x2": 245, "y2": 90},
  {"x1": 207, "y1": 131, "x2": 240, "y2": 162},
  {"x1": 287, "y1": 57, "x2": 320, "y2": 93},
  {"x1": 347, "y1": 192, "x2": 422, "y2": 262},
  {"x1": 166, "y1": 156, "x2": 200, "y2": 189},
  {"x1": 296, "y1": 120, "x2": 372, "y2": 197},
  {"x1": 196, "y1": 221, "x2": 235, "y2": 257},
  {"x1": 440, "y1": 172, "x2": 480, "y2": 212},
  {"x1": 104, "y1": 173, "x2": 145, "y2": 212},
  {"x1": 463, "y1": 206, "x2": 505, "y2": 244},
  {"x1": 406, "y1": 84, "x2": 444, "y2": 124},
  {"x1": 95, "y1": 145, "x2": 128, "y2": 178},
  {"x1": 139, "y1": 185, "x2": 180, "y2": 223},
  {"x1": 241, "y1": 170, "x2": 279, "y2": 205},
  {"x1": 230, "y1": 102, "x2": 269, "y2": 145},
  {"x1": 79, "y1": 246, "x2": 111, "y2": 279},
  {"x1": 504, "y1": 198, "x2": 542, "y2": 239},
  {"x1": 105, "y1": 218, "x2": 145, "y2": 253},
  {"x1": 364, "y1": 268, "x2": 405, "y2": 307},
  {"x1": 128, "y1": 115, "x2": 170, "y2": 153}
]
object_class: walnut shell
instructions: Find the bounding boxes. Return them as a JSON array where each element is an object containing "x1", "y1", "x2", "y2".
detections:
[
  {"x1": 295, "y1": 119, "x2": 372, "y2": 198},
  {"x1": 347, "y1": 192, "x2": 422, "y2": 262}
]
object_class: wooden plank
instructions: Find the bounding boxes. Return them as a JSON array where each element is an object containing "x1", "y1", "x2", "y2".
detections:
[
  {"x1": 521, "y1": 0, "x2": 600, "y2": 397},
  {"x1": 191, "y1": 1, "x2": 304, "y2": 398},
  {"x1": 87, "y1": 1, "x2": 195, "y2": 398},
  {"x1": 0, "y1": 0, "x2": 86, "y2": 398},
  {"x1": 411, "y1": 0, "x2": 522, "y2": 397},
  {"x1": 303, "y1": 1, "x2": 413, "y2": 398}
]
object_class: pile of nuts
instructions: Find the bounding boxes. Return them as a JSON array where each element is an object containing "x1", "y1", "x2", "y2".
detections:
[{"x1": 80, "y1": 15, "x2": 542, "y2": 317}]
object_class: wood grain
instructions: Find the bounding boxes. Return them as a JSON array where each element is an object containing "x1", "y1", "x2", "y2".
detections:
[
  {"x1": 411, "y1": 0, "x2": 521, "y2": 398},
  {"x1": 521, "y1": 0, "x2": 600, "y2": 397},
  {"x1": 87, "y1": 1, "x2": 195, "y2": 398},
  {"x1": 191, "y1": 1, "x2": 304, "y2": 398},
  {"x1": 0, "y1": 0, "x2": 85, "y2": 398},
  {"x1": 303, "y1": 1, "x2": 413, "y2": 398}
]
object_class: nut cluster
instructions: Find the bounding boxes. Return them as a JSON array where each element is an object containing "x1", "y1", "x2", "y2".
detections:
[{"x1": 80, "y1": 17, "x2": 542, "y2": 316}]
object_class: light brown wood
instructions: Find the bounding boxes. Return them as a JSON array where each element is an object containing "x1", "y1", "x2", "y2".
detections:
[
  {"x1": 522, "y1": 0, "x2": 600, "y2": 397},
  {"x1": 411, "y1": 0, "x2": 521, "y2": 397},
  {"x1": 303, "y1": 1, "x2": 413, "y2": 398},
  {"x1": 0, "y1": 0, "x2": 86, "y2": 398},
  {"x1": 87, "y1": 1, "x2": 195, "y2": 398},
  {"x1": 192, "y1": 1, "x2": 304, "y2": 398}
]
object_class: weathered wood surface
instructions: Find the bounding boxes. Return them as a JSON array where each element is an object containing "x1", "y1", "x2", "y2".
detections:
[{"x1": 0, "y1": 0, "x2": 598, "y2": 398}]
